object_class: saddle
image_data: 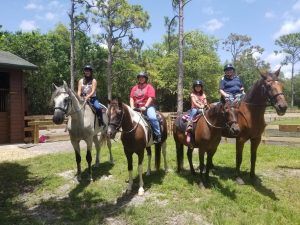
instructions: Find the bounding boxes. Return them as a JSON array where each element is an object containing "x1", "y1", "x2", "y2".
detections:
[
  {"x1": 87, "y1": 100, "x2": 106, "y2": 127},
  {"x1": 175, "y1": 110, "x2": 203, "y2": 133},
  {"x1": 139, "y1": 111, "x2": 164, "y2": 142}
]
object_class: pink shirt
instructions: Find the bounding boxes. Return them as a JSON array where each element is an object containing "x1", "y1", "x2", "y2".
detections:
[
  {"x1": 191, "y1": 92, "x2": 207, "y2": 108},
  {"x1": 130, "y1": 83, "x2": 156, "y2": 107}
]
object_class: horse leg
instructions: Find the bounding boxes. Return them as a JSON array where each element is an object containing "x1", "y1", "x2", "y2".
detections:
[
  {"x1": 236, "y1": 138, "x2": 245, "y2": 185},
  {"x1": 146, "y1": 147, "x2": 151, "y2": 176},
  {"x1": 161, "y1": 141, "x2": 168, "y2": 172},
  {"x1": 176, "y1": 141, "x2": 184, "y2": 173},
  {"x1": 137, "y1": 150, "x2": 145, "y2": 196},
  {"x1": 187, "y1": 147, "x2": 195, "y2": 175},
  {"x1": 250, "y1": 137, "x2": 261, "y2": 179},
  {"x1": 198, "y1": 150, "x2": 205, "y2": 188},
  {"x1": 71, "y1": 139, "x2": 81, "y2": 181},
  {"x1": 155, "y1": 143, "x2": 161, "y2": 171},
  {"x1": 94, "y1": 135, "x2": 101, "y2": 167},
  {"x1": 86, "y1": 140, "x2": 93, "y2": 181},
  {"x1": 106, "y1": 136, "x2": 114, "y2": 164},
  {"x1": 125, "y1": 151, "x2": 133, "y2": 193}
]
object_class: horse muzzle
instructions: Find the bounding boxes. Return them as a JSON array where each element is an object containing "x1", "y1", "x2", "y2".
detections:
[
  {"x1": 229, "y1": 123, "x2": 240, "y2": 137},
  {"x1": 275, "y1": 102, "x2": 288, "y2": 116},
  {"x1": 107, "y1": 127, "x2": 117, "y2": 139},
  {"x1": 52, "y1": 111, "x2": 65, "y2": 124}
]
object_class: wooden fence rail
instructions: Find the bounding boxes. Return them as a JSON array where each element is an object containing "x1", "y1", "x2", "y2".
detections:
[{"x1": 24, "y1": 113, "x2": 300, "y2": 144}]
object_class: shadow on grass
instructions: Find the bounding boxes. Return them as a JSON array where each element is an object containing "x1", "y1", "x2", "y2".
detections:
[
  {"x1": 28, "y1": 164, "x2": 166, "y2": 224},
  {"x1": 212, "y1": 165, "x2": 278, "y2": 200},
  {"x1": 0, "y1": 162, "x2": 44, "y2": 225}
]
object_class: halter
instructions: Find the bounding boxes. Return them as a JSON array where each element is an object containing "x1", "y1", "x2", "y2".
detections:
[{"x1": 108, "y1": 105, "x2": 143, "y2": 134}]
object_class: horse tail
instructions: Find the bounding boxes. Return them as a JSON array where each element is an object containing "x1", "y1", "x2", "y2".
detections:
[{"x1": 155, "y1": 143, "x2": 161, "y2": 171}]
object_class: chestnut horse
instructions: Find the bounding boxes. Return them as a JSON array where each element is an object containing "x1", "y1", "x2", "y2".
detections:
[
  {"x1": 173, "y1": 101, "x2": 240, "y2": 183},
  {"x1": 107, "y1": 98, "x2": 168, "y2": 195},
  {"x1": 222, "y1": 68, "x2": 288, "y2": 184}
]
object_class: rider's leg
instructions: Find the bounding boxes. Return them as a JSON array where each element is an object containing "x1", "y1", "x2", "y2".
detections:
[
  {"x1": 91, "y1": 98, "x2": 103, "y2": 126},
  {"x1": 186, "y1": 108, "x2": 198, "y2": 131},
  {"x1": 146, "y1": 106, "x2": 161, "y2": 142}
]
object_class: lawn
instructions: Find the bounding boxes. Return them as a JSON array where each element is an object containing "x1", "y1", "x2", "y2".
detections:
[
  {"x1": 268, "y1": 118, "x2": 300, "y2": 125},
  {"x1": 0, "y1": 139, "x2": 299, "y2": 225}
]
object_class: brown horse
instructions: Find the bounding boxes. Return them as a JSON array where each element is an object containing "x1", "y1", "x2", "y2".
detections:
[
  {"x1": 222, "y1": 68, "x2": 288, "y2": 184},
  {"x1": 173, "y1": 101, "x2": 240, "y2": 183},
  {"x1": 107, "y1": 98, "x2": 168, "y2": 195}
]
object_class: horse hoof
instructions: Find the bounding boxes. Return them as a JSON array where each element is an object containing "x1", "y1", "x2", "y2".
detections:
[
  {"x1": 236, "y1": 177, "x2": 245, "y2": 185},
  {"x1": 138, "y1": 187, "x2": 144, "y2": 196}
]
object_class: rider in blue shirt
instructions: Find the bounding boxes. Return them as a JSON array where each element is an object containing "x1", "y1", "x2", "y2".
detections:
[{"x1": 219, "y1": 64, "x2": 245, "y2": 103}]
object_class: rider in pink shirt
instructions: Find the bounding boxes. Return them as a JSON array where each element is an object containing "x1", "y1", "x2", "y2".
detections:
[{"x1": 130, "y1": 72, "x2": 161, "y2": 143}]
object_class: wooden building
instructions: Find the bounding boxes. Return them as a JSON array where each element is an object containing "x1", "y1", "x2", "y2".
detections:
[{"x1": 0, "y1": 51, "x2": 37, "y2": 144}]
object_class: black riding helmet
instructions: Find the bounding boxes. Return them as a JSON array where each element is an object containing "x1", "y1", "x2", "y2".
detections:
[
  {"x1": 224, "y1": 64, "x2": 235, "y2": 71},
  {"x1": 83, "y1": 65, "x2": 93, "y2": 72},
  {"x1": 193, "y1": 80, "x2": 203, "y2": 90},
  {"x1": 136, "y1": 71, "x2": 148, "y2": 82}
]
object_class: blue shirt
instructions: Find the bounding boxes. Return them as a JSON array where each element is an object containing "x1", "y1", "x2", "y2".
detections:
[{"x1": 219, "y1": 75, "x2": 244, "y2": 95}]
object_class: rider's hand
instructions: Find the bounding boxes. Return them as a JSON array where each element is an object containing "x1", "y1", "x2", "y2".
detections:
[
  {"x1": 140, "y1": 106, "x2": 147, "y2": 112},
  {"x1": 224, "y1": 93, "x2": 230, "y2": 98}
]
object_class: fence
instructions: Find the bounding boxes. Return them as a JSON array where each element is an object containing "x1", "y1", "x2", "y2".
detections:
[{"x1": 24, "y1": 113, "x2": 300, "y2": 145}]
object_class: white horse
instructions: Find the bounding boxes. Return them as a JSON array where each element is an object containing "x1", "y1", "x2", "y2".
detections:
[{"x1": 51, "y1": 81, "x2": 113, "y2": 181}]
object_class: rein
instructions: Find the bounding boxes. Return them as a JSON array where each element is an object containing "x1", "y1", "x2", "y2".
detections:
[
  {"x1": 202, "y1": 107, "x2": 234, "y2": 129},
  {"x1": 108, "y1": 106, "x2": 143, "y2": 134}
]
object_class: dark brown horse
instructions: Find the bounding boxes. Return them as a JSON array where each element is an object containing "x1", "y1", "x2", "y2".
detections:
[
  {"x1": 173, "y1": 101, "x2": 240, "y2": 183},
  {"x1": 222, "y1": 68, "x2": 288, "y2": 184},
  {"x1": 107, "y1": 98, "x2": 168, "y2": 195}
]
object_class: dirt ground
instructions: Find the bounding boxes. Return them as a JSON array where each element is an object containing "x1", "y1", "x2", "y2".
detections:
[{"x1": 0, "y1": 140, "x2": 76, "y2": 162}]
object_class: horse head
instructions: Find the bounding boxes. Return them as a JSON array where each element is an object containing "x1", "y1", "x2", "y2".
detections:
[
  {"x1": 107, "y1": 97, "x2": 124, "y2": 139},
  {"x1": 51, "y1": 81, "x2": 72, "y2": 124},
  {"x1": 222, "y1": 101, "x2": 240, "y2": 136},
  {"x1": 260, "y1": 67, "x2": 288, "y2": 116}
]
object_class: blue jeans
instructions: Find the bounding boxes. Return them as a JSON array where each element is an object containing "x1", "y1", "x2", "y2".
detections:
[
  {"x1": 225, "y1": 93, "x2": 244, "y2": 102},
  {"x1": 90, "y1": 97, "x2": 103, "y2": 111},
  {"x1": 188, "y1": 108, "x2": 199, "y2": 121},
  {"x1": 144, "y1": 106, "x2": 161, "y2": 137}
]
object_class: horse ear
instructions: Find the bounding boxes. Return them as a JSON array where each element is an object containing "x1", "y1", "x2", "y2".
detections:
[
  {"x1": 259, "y1": 69, "x2": 268, "y2": 80},
  {"x1": 274, "y1": 66, "x2": 281, "y2": 77},
  {"x1": 52, "y1": 83, "x2": 58, "y2": 91},
  {"x1": 63, "y1": 80, "x2": 69, "y2": 91},
  {"x1": 107, "y1": 99, "x2": 111, "y2": 104}
]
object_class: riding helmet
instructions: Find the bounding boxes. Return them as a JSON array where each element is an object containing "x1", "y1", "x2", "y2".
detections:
[
  {"x1": 224, "y1": 64, "x2": 235, "y2": 71},
  {"x1": 193, "y1": 80, "x2": 203, "y2": 89},
  {"x1": 136, "y1": 71, "x2": 148, "y2": 81},
  {"x1": 83, "y1": 65, "x2": 93, "y2": 72}
]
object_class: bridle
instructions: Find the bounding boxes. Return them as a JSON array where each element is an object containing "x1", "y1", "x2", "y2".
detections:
[
  {"x1": 108, "y1": 105, "x2": 142, "y2": 134},
  {"x1": 53, "y1": 91, "x2": 85, "y2": 116},
  {"x1": 244, "y1": 79, "x2": 284, "y2": 107},
  {"x1": 202, "y1": 104, "x2": 238, "y2": 130}
]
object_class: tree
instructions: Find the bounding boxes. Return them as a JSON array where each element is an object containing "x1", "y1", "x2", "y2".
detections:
[
  {"x1": 222, "y1": 33, "x2": 252, "y2": 66},
  {"x1": 88, "y1": 0, "x2": 150, "y2": 100},
  {"x1": 171, "y1": 0, "x2": 191, "y2": 114},
  {"x1": 275, "y1": 33, "x2": 300, "y2": 107},
  {"x1": 68, "y1": 0, "x2": 89, "y2": 90}
]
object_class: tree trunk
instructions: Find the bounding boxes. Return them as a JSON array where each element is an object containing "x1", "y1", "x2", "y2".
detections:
[
  {"x1": 176, "y1": 0, "x2": 184, "y2": 114},
  {"x1": 291, "y1": 62, "x2": 294, "y2": 108},
  {"x1": 107, "y1": 39, "x2": 113, "y2": 100},
  {"x1": 69, "y1": 0, "x2": 75, "y2": 90}
]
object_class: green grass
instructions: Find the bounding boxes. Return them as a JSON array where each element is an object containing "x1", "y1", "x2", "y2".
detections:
[
  {"x1": 0, "y1": 139, "x2": 300, "y2": 225},
  {"x1": 268, "y1": 118, "x2": 300, "y2": 125}
]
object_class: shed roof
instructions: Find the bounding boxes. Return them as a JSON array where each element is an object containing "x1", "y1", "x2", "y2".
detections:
[{"x1": 0, "y1": 51, "x2": 38, "y2": 70}]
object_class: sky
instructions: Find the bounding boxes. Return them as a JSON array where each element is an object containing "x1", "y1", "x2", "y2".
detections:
[{"x1": 1, "y1": 0, "x2": 300, "y2": 78}]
